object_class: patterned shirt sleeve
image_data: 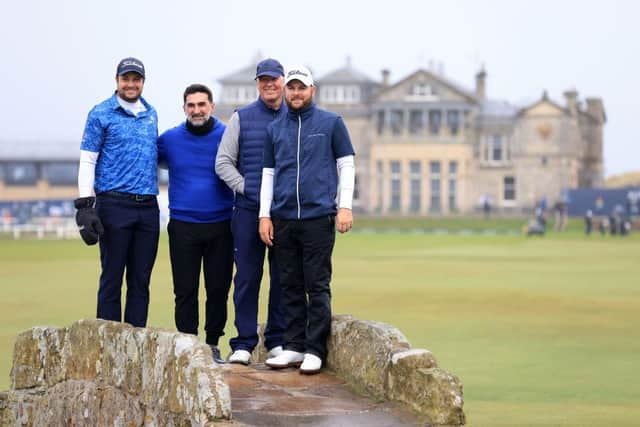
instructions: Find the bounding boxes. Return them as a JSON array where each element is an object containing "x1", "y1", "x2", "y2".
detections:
[{"x1": 80, "y1": 109, "x2": 103, "y2": 152}]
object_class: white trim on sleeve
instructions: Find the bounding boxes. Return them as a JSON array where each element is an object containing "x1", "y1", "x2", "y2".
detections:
[
  {"x1": 258, "y1": 167, "x2": 275, "y2": 218},
  {"x1": 336, "y1": 155, "x2": 355, "y2": 209},
  {"x1": 78, "y1": 150, "x2": 99, "y2": 197}
]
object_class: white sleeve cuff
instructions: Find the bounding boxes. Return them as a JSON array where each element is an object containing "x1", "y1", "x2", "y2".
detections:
[
  {"x1": 336, "y1": 155, "x2": 355, "y2": 209},
  {"x1": 259, "y1": 168, "x2": 275, "y2": 218},
  {"x1": 78, "y1": 150, "x2": 99, "y2": 197}
]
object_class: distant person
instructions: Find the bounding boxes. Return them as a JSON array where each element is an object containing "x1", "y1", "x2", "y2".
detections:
[
  {"x1": 595, "y1": 195, "x2": 604, "y2": 214},
  {"x1": 158, "y1": 84, "x2": 234, "y2": 364},
  {"x1": 553, "y1": 200, "x2": 569, "y2": 232},
  {"x1": 75, "y1": 57, "x2": 159, "y2": 327},
  {"x1": 599, "y1": 216, "x2": 609, "y2": 236},
  {"x1": 260, "y1": 66, "x2": 355, "y2": 374},
  {"x1": 481, "y1": 194, "x2": 491, "y2": 219},
  {"x1": 215, "y1": 58, "x2": 287, "y2": 365},
  {"x1": 584, "y1": 209, "x2": 593, "y2": 235},
  {"x1": 535, "y1": 206, "x2": 546, "y2": 230},
  {"x1": 539, "y1": 196, "x2": 548, "y2": 213}
]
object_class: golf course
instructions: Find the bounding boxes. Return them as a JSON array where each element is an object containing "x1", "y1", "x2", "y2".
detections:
[{"x1": 1, "y1": 220, "x2": 638, "y2": 425}]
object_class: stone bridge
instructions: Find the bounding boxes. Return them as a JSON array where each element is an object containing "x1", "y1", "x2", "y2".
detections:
[{"x1": 0, "y1": 316, "x2": 465, "y2": 426}]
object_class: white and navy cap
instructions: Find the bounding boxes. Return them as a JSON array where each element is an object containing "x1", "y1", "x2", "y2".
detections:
[
  {"x1": 285, "y1": 66, "x2": 314, "y2": 87},
  {"x1": 116, "y1": 57, "x2": 145, "y2": 78}
]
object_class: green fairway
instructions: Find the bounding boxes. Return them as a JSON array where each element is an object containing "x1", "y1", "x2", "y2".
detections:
[{"x1": 1, "y1": 227, "x2": 639, "y2": 425}]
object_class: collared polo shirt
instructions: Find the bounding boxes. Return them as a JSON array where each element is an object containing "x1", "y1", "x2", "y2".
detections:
[{"x1": 81, "y1": 93, "x2": 159, "y2": 195}]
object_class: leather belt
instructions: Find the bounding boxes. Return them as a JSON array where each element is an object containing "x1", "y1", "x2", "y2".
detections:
[{"x1": 100, "y1": 191, "x2": 155, "y2": 202}]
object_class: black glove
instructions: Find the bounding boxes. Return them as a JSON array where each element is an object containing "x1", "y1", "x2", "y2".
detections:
[{"x1": 74, "y1": 197, "x2": 104, "y2": 245}]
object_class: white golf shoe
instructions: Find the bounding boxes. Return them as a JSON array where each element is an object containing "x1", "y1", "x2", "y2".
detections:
[
  {"x1": 228, "y1": 349, "x2": 251, "y2": 365},
  {"x1": 267, "y1": 345, "x2": 283, "y2": 358},
  {"x1": 265, "y1": 350, "x2": 304, "y2": 369},
  {"x1": 299, "y1": 353, "x2": 322, "y2": 375}
]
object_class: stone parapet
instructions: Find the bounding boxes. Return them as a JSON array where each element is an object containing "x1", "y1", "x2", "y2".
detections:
[
  {"x1": 1, "y1": 319, "x2": 231, "y2": 426},
  {"x1": 249, "y1": 314, "x2": 465, "y2": 425},
  {"x1": 326, "y1": 315, "x2": 465, "y2": 425}
]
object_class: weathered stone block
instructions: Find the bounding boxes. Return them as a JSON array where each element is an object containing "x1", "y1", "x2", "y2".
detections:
[
  {"x1": 64, "y1": 319, "x2": 104, "y2": 381},
  {"x1": 11, "y1": 326, "x2": 66, "y2": 390},
  {"x1": 97, "y1": 320, "x2": 143, "y2": 394},
  {"x1": 388, "y1": 350, "x2": 464, "y2": 423},
  {"x1": 395, "y1": 367, "x2": 465, "y2": 425},
  {"x1": 3, "y1": 319, "x2": 232, "y2": 425},
  {"x1": 326, "y1": 315, "x2": 412, "y2": 399},
  {"x1": 32, "y1": 380, "x2": 145, "y2": 427}
]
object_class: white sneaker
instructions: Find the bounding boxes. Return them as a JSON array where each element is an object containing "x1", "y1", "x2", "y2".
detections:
[
  {"x1": 265, "y1": 350, "x2": 304, "y2": 369},
  {"x1": 299, "y1": 353, "x2": 322, "y2": 375},
  {"x1": 228, "y1": 349, "x2": 251, "y2": 365},
  {"x1": 267, "y1": 345, "x2": 283, "y2": 358}
]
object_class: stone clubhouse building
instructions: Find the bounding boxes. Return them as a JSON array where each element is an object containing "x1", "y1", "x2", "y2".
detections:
[
  {"x1": 217, "y1": 58, "x2": 606, "y2": 216},
  {"x1": 0, "y1": 58, "x2": 605, "y2": 217}
]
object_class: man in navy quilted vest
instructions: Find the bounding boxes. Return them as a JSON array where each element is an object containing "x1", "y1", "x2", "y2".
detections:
[{"x1": 215, "y1": 58, "x2": 287, "y2": 364}]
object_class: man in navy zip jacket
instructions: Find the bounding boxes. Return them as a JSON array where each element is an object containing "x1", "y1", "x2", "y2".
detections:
[
  {"x1": 259, "y1": 66, "x2": 356, "y2": 374},
  {"x1": 216, "y1": 59, "x2": 287, "y2": 365},
  {"x1": 158, "y1": 84, "x2": 234, "y2": 364}
]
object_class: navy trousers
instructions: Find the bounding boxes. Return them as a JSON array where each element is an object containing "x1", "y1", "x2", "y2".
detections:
[
  {"x1": 229, "y1": 207, "x2": 284, "y2": 352},
  {"x1": 95, "y1": 194, "x2": 159, "y2": 327},
  {"x1": 167, "y1": 218, "x2": 233, "y2": 346},
  {"x1": 272, "y1": 215, "x2": 335, "y2": 360}
]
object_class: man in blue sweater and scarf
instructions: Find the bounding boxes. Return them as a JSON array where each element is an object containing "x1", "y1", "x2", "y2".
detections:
[{"x1": 158, "y1": 84, "x2": 234, "y2": 364}]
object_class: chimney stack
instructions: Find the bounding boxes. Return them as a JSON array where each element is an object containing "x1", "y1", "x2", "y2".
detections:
[
  {"x1": 585, "y1": 97, "x2": 605, "y2": 124},
  {"x1": 563, "y1": 89, "x2": 579, "y2": 116},
  {"x1": 381, "y1": 69, "x2": 390, "y2": 88},
  {"x1": 475, "y1": 67, "x2": 486, "y2": 100}
]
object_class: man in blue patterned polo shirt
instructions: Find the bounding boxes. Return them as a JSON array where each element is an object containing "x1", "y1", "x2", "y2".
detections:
[{"x1": 74, "y1": 57, "x2": 159, "y2": 328}]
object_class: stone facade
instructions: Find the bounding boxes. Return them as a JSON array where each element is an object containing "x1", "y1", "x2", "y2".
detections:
[{"x1": 216, "y1": 60, "x2": 605, "y2": 216}]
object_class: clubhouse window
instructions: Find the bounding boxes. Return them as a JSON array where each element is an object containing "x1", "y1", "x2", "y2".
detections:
[
  {"x1": 43, "y1": 162, "x2": 78, "y2": 186},
  {"x1": 447, "y1": 110, "x2": 460, "y2": 135},
  {"x1": 390, "y1": 110, "x2": 404, "y2": 135},
  {"x1": 483, "y1": 134, "x2": 510, "y2": 165},
  {"x1": 222, "y1": 85, "x2": 256, "y2": 104},
  {"x1": 390, "y1": 161, "x2": 401, "y2": 211},
  {"x1": 377, "y1": 110, "x2": 385, "y2": 135},
  {"x1": 429, "y1": 110, "x2": 442, "y2": 135},
  {"x1": 503, "y1": 176, "x2": 516, "y2": 201},
  {"x1": 409, "y1": 160, "x2": 421, "y2": 212},
  {"x1": 409, "y1": 110, "x2": 424, "y2": 135},
  {"x1": 448, "y1": 161, "x2": 458, "y2": 211},
  {"x1": 429, "y1": 161, "x2": 441, "y2": 213},
  {"x1": 4, "y1": 162, "x2": 38, "y2": 186},
  {"x1": 376, "y1": 160, "x2": 384, "y2": 211},
  {"x1": 321, "y1": 85, "x2": 360, "y2": 104}
]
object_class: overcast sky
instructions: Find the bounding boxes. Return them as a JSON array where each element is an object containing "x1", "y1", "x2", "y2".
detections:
[{"x1": 0, "y1": 0, "x2": 637, "y2": 176}]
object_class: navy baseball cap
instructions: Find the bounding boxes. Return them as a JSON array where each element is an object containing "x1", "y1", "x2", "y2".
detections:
[
  {"x1": 116, "y1": 57, "x2": 145, "y2": 78},
  {"x1": 255, "y1": 58, "x2": 284, "y2": 79}
]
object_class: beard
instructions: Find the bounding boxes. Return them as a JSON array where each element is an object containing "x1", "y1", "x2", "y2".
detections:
[
  {"x1": 286, "y1": 97, "x2": 312, "y2": 111},
  {"x1": 187, "y1": 115, "x2": 210, "y2": 126}
]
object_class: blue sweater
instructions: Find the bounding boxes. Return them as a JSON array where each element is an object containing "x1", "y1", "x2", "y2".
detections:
[{"x1": 158, "y1": 119, "x2": 233, "y2": 223}]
